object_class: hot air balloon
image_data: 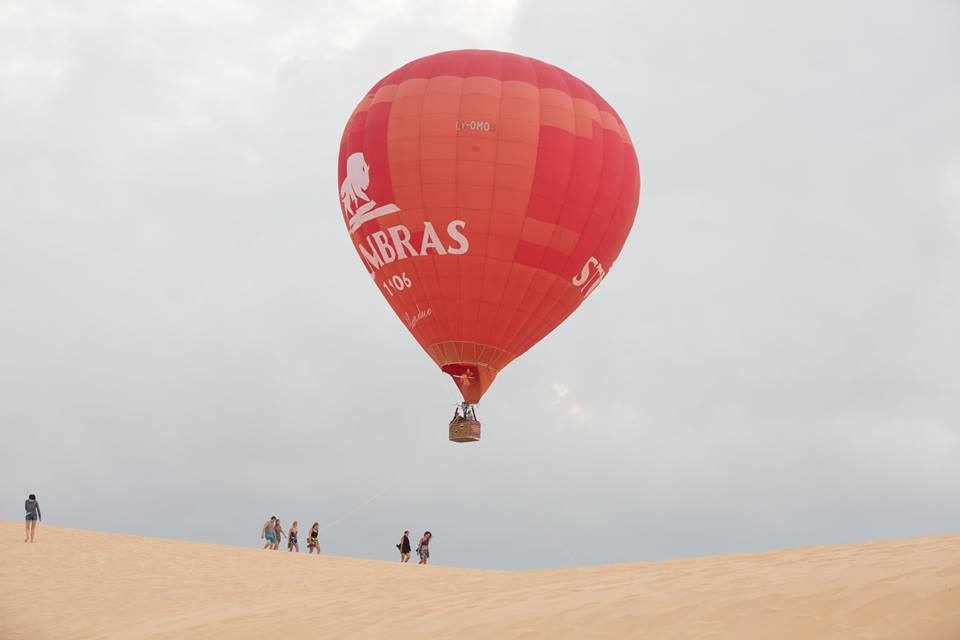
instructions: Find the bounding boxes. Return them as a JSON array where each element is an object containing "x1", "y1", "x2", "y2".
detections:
[{"x1": 337, "y1": 50, "x2": 640, "y2": 442}]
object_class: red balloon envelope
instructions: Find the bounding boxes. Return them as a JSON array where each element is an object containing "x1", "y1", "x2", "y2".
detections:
[{"x1": 337, "y1": 50, "x2": 640, "y2": 418}]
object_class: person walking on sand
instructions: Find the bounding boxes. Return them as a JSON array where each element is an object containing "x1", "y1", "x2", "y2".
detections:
[
  {"x1": 307, "y1": 522, "x2": 321, "y2": 554},
  {"x1": 416, "y1": 531, "x2": 432, "y2": 565},
  {"x1": 398, "y1": 530, "x2": 412, "y2": 563},
  {"x1": 272, "y1": 518, "x2": 286, "y2": 550},
  {"x1": 288, "y1": 521, "x2": 299, "y2": 553},
  {"x1": 261, "y1": 516, "x2": 277, "y2": 549},
  {"x1": 24, "y1": 494, "x2": 41, "y2": 543}
]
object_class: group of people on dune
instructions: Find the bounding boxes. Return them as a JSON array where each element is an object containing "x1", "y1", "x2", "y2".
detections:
[
  {"x1": 260, "y1": 516, "x2": 321, "y2": 554},
  {"x1": 398, "y1": 529, "x2": 433, "y2": 564},
  {"x1": 22, "y1": 494, "x2": 434, "y2": 565},
  {"x1": 257, "y1": 518, "x2": 433, "y2": 564}
]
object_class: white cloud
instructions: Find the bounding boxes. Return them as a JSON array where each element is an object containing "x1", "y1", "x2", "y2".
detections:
[
  {"x1": 552, "y1": 383, "x2": 570, "y2": 401},
  {"x1": 552, "y1": 383, "x2": 591, "y2": 423},
  {"x1": 568, "y1": 403, "x2": 591, "y2": 423},
  {"x1": 942, "y1": 159, "x2": 960, "y2": 230},
  {"x1": 429, "y1": 0, "x2": 520, "y2": 42},
  {"x1": 0, "y1": 0, "x2": 520, "y2": 128}
]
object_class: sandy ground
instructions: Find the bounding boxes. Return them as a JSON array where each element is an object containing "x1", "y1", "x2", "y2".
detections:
[{"x1": 1, "y1": 521, "x2": 958, "y2": 639}]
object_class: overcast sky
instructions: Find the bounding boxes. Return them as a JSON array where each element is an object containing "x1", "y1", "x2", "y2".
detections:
[{"x1": 2, "y1": 0, "x2": 958, "y2": 570}]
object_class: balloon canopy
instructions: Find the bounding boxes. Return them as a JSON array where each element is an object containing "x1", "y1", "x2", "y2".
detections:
[{"x1": 337, "y1": 50, "x2": 640, "y2": 408}]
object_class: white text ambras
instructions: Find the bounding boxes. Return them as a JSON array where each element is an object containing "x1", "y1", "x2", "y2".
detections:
[{"x1": 357, "y1": 220, "x2": 469, "y2": 272}]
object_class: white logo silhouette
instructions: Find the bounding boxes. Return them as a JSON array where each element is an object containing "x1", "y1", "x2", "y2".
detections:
[{"x1": 340, "y1": 152, "x2": 400, "y2": 234}]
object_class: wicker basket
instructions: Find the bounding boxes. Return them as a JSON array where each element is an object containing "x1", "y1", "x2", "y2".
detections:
[{"x1": 449, "y1": 418, "x2": 481, "y2": 443}]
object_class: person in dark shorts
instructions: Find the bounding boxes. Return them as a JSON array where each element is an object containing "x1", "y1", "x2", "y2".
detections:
[
  {"x1": 307, "y1": 522, "x2": 321, "y2": 554},
  {"x1": 288, "y1": 521, "x2": 299, "y2": 553},
  {"x1": 24, "y1": 494, "x2": 41, "y2": 543},
  {"x1": 416, "y1": 531, "x2": 432, "y2": 565},
  {"x1": 398, "y1": 530, "x2": 412, "y2": 563}
]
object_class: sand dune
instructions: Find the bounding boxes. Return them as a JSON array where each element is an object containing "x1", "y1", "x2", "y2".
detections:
[{"x1": 1, "y1": 521, "x2": 958, "y2": 639}]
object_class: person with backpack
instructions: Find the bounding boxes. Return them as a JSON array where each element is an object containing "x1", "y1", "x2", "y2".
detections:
[{"x1": 24, "y1": 494, "x2": 41, "y2": 543}]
